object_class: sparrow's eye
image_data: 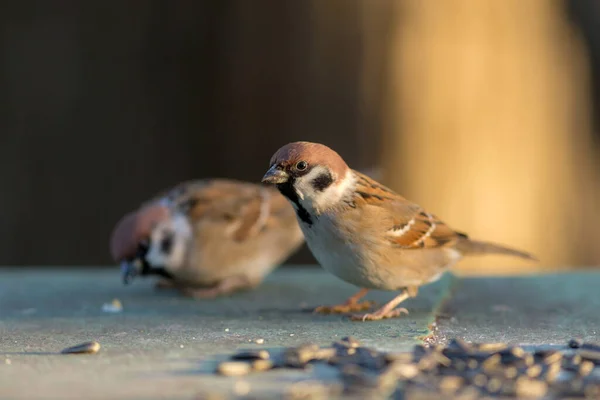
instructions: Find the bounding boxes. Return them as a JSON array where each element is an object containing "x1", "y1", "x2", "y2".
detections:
[{"x1": 295, "y1": 161, "x2": 308, "y2": 171}]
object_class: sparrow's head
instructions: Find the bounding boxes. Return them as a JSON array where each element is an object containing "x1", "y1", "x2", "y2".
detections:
[
  {"x1": 262, "y1": 142, "x2": 352, "y2": 213},
  {"x1": 110, "y1": 204, "x2": 183, "y2": 285}
]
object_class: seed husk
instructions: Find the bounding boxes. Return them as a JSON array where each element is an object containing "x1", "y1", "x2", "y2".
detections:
[
  {"x1": 579, "y1": 350, "x2": 600, "y2": 364},
  {"x1": 581, "y1": 342, "x2": 600, "y2": 352},
  {"x1": 60, "y1": 341, "x2": 100, "y2": 355},
  {"x1": 515, "y1": 377, "x2": 548, "y2": 398},
  {"x1": 216, "y1": 361, "x2": 251, "y2": 376},
  {"x1": 231, "y1": 350, "x2": 270, "y2": 361}
]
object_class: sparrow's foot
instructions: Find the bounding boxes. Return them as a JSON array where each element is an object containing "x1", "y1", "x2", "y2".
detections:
[
  {"x1": 179, "y1": 275, "x2": 259, "y2": 299},
  {"x1": 314, "y1": 301, "x2": 376, "y2": 314},
  {"x1": 349, "y1": 288, "x2": 415, "y2": 322},
  {"x1": 313, "y1": 288, "x2": 375, "y2": 314},
  {"x1": 350, "y1": 307, "x2": 409, "y2": 321}
]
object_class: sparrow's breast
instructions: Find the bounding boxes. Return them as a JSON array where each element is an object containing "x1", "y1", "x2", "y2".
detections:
[{"x1": 298, "y1": 213, "x2": 387, "y2": 289}]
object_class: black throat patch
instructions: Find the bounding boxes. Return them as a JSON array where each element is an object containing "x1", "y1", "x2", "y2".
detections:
[{"x1": 276, "y1": 179, "x2": 313, "y2": 226}]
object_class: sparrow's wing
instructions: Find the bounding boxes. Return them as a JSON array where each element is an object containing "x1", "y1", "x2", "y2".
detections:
[
  {"x1": 164, "y1": 179, "x2": 279, "y2": 242},
  {"x1": 352, "y1": 170, "x2": 464, "y2": 249}
]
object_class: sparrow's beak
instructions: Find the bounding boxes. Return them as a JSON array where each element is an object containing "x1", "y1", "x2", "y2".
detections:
[
  {"x1": 120, "y1": 260, "x2": 140, "y2": 285},
  {"x1": 262, "y1": 165, "x2": 289, "y2": 184}
]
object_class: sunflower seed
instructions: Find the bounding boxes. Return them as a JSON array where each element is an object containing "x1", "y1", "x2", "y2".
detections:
[
  {"x1": 60, "y1": 341, "x2": 100, "y2": 355},
  {"x1": 472, "y1": 373, "x2": 488, "y2": 387},
  {"x1": 231, "y1": 350, "x2": 270, "y2": 361},
  {"x1": 581, "y1": 342, "x2": 600, "y2": 352},
  {"x1": 438, "y1": 376, "x2": 464, "y2": 394},
  {"x1": 578, "y1": 360, "x2": 594, "y2": 376},
  {"x1": 526, "y1": 364, "x2": 543, "y2": 378},
  {"x1": 216, "y1": 361, "x2": 251, "y2": 376},
  {"x1": 251, "y1": 359, "x2": 274, "y2": 372},
  {"x1": 579, "y1": 349, "x2": 600, "y2": 364},
  {"x1": 515, "y1": 377, "x2": 548, "y2": 398},
  {"x1": 478, "y1": 342, "x2": 509, "y2": 353}
]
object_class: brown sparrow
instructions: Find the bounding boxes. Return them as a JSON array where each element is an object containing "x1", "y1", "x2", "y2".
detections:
[
  {"x1": 262, "y1": 141, "x2": 537, "y2": 321},
  {"x1": 109, "y1": 179, "x2": 305, "y2": 298}
]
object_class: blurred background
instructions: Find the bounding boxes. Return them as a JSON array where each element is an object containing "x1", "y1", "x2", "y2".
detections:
[{"x1": 1, "y1": 0, "x2": 600, "y2": 275}]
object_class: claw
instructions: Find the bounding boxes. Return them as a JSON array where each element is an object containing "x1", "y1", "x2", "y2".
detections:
[{"x1": 350, "y1": 307, "x2": 409, "y2": 322}]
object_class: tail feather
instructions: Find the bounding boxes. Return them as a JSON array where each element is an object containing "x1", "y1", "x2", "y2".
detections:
[{"x1": 456, "y1": 238, "x2": 538, "y2": 261}]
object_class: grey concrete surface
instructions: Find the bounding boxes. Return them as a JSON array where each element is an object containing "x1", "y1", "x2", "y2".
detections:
[
  {"x1": 3, "y1": 267, "x2": 599, "y2": 399},
  {"x1": 0, "y1": 267, "x2": 451, "y2": 400}
]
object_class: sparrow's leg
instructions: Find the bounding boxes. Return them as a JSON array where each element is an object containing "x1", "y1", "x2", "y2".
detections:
[
  {"x1": 179, "y1": 275, "x2": 259, "y2": 299},
  {"x1": 350, "y1": 286, "x2": 418, "y2": 322},
  {"x1": 313, "y1": 288, "x2": 376, "y2": 314}
]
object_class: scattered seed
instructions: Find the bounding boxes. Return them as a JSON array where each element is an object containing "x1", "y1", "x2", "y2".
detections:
[
  {"x1": 251, "y1": 359, "x2": 274, "y2": 372},
  {"x1": 339, "y1": 336, "x2": 360, "y2": 348},
  {"x1": 478, "y1": 342, "x2": 508, "y2": 353},
  {"x1": 544, "y1": 363, "x2": 561, "y2": 383},
  {"x1": 255, "y1": 338, "x2": 264, "y2": 344},
  {"x1": 101, "y1": 299, "x2": 123, "y2": 313},
  {"x1": 504, "y1": 366, "x2": 518, "y2": 379},
  {"x1": 390, "y1": 362, "x2": 419, "y2": 379},
  {"x1": 486, "y1": 377, "x2": 503, "y2": 393},
  {"x1": 579, "y1": 350, "x2": 600, "y2": 364},
  {"x1": 4, "y1": 359, "x2": 11, "y2": 365},
  {"x1": 216, "y1": 361, "x2": 251, "y2": 376},
  {"x1": 438, "y1": 376, "x2": 463, "y2": 394},
  {"x1": 61, "y1": 341, "x2": 101, "y2": 355},
  {"x1": 581, "y1": 342, "x2": 600, "y2": 352},
  {"x1": 578, "y1": 360, "x2": 594, "y2": 376},
  {"x1": 384, "y1": 352, "x2": 413, "y2": 363},
  {"x1": 473, "y1": 373, "x2": 487, "y2": 387},
  {"x1": 481, "y1": 354, "x2": 501, "y2": 372},
  {"x1": 515, "y1": 377, "x2": 548, "y2": 398},
  {"x1": 224, "y1": 328, "x2": 229, "y2": 332},
  {"x1": 526, "y1": 364, "x2": 543, "y2": 378}
]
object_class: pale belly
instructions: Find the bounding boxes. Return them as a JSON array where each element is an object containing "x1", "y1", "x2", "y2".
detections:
[{"x1": 299, "y1": 217, "x2": 460, "y2": 291}]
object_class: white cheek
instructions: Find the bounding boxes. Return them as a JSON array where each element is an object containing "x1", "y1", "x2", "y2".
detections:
[
  {"x1": 145, "y1": 213, "x2": 193, "y2": 271},
  {"x1": 295, "y1": 168, "x2": 355, "y2": 212}
]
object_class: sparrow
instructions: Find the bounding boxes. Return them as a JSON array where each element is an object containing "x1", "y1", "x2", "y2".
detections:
[
  {"x1": 109, "y1": 179, "x2": 305, "y2": 298},
  {"x1": 261, "y1": 141, "x2": 537, "y2": 321}
]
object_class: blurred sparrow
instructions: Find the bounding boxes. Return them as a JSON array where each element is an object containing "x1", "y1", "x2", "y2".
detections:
[
  {"x1": 110, "y1": 179, "x2": 304, "y2": 298},
  {"x1": 262, "y1": 141, "x2": 537, "y2": 321}
]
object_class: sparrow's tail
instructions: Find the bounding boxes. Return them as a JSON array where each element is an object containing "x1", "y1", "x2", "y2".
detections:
[{"x1": 456, "y1": 236, "x2": 538, "y2": 261}]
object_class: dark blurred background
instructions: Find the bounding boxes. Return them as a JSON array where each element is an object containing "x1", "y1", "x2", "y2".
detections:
[{"x1": 1, "y1": 0, "x2": 600, "y2": 275}]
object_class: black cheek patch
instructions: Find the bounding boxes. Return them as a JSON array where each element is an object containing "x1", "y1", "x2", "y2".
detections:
[
  {"x1": 311, "y1": 171, "x2": 333, "y2": 192},
  {"x1": 160, "y1": 233, "x2": 174, "y2": 254}
]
